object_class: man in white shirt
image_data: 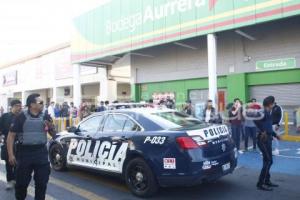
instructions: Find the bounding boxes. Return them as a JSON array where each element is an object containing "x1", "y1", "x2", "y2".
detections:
[{"x1": 47, "y1": 101, "x2": 55, "y2": 118}]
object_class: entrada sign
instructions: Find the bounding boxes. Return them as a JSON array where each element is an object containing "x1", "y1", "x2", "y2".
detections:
[{"x1": 256, "y1": 58, "x2": 297, "y2": 71}]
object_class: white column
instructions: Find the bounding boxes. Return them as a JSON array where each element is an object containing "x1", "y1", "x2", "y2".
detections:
[
  {"x1": 52, "y1": 86, "x2": 57, "y2": 103},
  {"x1": 73, "y1": 64, "x2": 82, "y2": 108},
  {"x1": 107, "y1": 80, "x2": 117, "y2": 102},
  {"x1": 207, "y1": 33, "x2": 218, "y2": 110},
  {"x1": 98, "y1": 67, "x2": 108, "y2": 102},
  {"x1": 21, "y1": 91, "x2": 27, "y2": 106},
  {"x1": 99, "y1": 67, "x2": 118, "y2": 102}
]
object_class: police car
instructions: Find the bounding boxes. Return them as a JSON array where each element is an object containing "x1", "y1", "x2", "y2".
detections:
[{"x1": 48, "y1": 108, "x2": 237, "y2": 197}]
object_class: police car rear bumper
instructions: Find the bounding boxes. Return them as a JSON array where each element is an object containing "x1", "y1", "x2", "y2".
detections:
[{"x1": 157, "y1": 154, "x2": 237, "y2": 187}]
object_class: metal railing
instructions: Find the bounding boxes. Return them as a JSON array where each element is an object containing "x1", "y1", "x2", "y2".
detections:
[
  {"x1": 282, "y1": 111, "x2": 300, "y2": 142},
  {"x1": 53, "y1": 117, "x2": 80, "y2": 132}
]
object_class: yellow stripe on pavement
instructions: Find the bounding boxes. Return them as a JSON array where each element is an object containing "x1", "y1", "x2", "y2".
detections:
[
  {"x1": 0, "y1": 160, "x2": 108, "y2": 200},
  {"x1": 0, "y1": 171, "x2": 57, "y2": 200},
  {"x1": 49, "y1": 176, "x2": 108, "y2": 200},
  {"x1": 68, "y1": 170, "x2": 129, "y2": 193}
]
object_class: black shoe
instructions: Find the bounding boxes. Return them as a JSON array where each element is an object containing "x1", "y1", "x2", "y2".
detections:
[
  {"x1": 265, "y1": 182, "x2": 279, "y2": 187},
  {"x1": 257, "y1": 184, "x2": 273, "y2": 191}
]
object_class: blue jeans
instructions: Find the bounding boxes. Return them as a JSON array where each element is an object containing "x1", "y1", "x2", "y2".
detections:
[
  {"x1": 231, "y1": 124, "x2": 242, "y2": 150},
  {"x1": 245, "y1": 127, "x2": 257, "y2": 150}
]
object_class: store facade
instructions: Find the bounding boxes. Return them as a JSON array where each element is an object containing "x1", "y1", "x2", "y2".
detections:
[{"x1": 71, "y1": 0, "x2": 300, "y2": 115}]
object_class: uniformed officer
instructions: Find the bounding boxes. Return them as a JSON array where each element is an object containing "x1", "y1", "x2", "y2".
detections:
[
  {"x1": 0, "y1": 99, "x2": 22, "y2": 190},
  {"x1": 7, "y1": 93, "x2": 56, "y2": 200},
  {"x1": 254, "y1": 96, "x2": 280, "y2": 191}
]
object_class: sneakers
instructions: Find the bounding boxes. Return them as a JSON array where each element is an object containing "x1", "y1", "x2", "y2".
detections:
[
  {"x1": 5, "y1": 180, "x2": 15, "y2": 190},
  {"x1": 238, "y1": 150, "x2": 244, "y2": 154},
  {"x1": 257, "y1": 184, "x2": 273, "y2": 191},
  {"x1": 272, "y1": 149, "x2": 280, "y2": 156},
  {"x1": 265, "y1": 182, "x2": 279, "y2": 187}
]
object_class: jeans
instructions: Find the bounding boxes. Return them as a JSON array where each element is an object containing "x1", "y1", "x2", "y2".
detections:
[
  {"x1": 231, "y1": 124, "x2": 242, "y2": 150},
  {"x1": 245, "y1": 127, "x2": 257, "y2": 150}
]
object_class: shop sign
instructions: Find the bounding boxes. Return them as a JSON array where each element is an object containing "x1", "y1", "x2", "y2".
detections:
[
  {"x1": 1, "y1": 70, "x2": 17, "y2": 86},
  {"x1": 256, "y1": 58, "x2": 296, "y2": 71}
]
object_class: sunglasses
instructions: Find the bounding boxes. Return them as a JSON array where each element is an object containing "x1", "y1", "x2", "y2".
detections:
[{"x1": 36, "y1": 101, "x2": 44, "y2": 105}]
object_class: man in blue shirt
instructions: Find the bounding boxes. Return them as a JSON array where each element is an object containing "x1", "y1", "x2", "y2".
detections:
[{"x1": 254, "y1": 96, "x2": 281, "y2": 191}]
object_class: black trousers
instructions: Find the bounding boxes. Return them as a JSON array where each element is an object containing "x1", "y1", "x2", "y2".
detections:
[
  {"x1": 15, "y1": 147, "x2": 50, "y2": 200},
  {"x1": 5, "y1": 159, "x2": 15, "y2": 182},
  {"x1": 1, "y1": 144, "x2": 16, "y2": 182},
  {"x1": 257, "y1": 135, "x2": 273, "y2": 185}
]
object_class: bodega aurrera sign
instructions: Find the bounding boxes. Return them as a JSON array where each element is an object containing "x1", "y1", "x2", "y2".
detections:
[{"x1": 106, "y1": 0, "x2": 206, "y2": 35}]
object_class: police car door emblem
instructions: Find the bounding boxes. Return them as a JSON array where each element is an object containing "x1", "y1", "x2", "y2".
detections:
[{"x1": 221, "y1": 144, "x2": 226, "y2": 152}]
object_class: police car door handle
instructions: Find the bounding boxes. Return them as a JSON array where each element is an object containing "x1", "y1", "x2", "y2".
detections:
[{"x1": 111, "y1": 136, "x2": 128, "y2": 142}]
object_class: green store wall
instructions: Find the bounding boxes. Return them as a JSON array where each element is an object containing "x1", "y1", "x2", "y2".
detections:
[{"x1": 133, "y1": 68, "x2": 300, "y2": 105}]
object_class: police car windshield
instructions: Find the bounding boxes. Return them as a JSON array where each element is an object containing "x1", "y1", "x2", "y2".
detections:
[{"x1": 150, "y1": 111, "x2": 203, "y2": 129}]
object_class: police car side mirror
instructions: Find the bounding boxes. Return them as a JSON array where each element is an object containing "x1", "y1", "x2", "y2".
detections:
[{"x1": 68, "y1": 126, "x2": 78, "y2": 133}]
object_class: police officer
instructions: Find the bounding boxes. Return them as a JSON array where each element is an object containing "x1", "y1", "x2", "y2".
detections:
[
  {"x1": 269, "y1": 96, "x2": 283, "y2": 155},
  {"x1": 254, "y1": 96, "x2": 280, "y2": 191},
  {"x1": 0, "y1": 99, "x2": 22, "y2": 190},
  {"x1": 7, "y1": 93, "x2": 55, "y2": 200}
]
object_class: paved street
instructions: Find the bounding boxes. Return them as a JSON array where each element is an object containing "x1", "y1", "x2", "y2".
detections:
[{"x1": 0, "y1": 141, "x2": 300, "y2": 200}]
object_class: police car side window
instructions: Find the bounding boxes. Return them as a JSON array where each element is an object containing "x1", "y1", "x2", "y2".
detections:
[
  {"x1": 103, "y1": 114, "x2": 127, "y2": 132},
  {"x1": 123, "y1": 119, "x2": 141, "y2": 132},
  {"x1": 78, "y1": 116, "x2": 103, "y2": 134}
]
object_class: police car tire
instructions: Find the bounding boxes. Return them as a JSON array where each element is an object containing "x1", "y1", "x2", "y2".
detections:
[
  {"x1": 49, "y1": 144, "x2": 67, "y2": 171},
  {"x1": 125, "y1": 158, "x2": 158, "y2": 197}
]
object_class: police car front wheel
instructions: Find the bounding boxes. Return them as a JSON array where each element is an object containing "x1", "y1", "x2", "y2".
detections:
[
  {"x1": 49, "y1": 144, "x2": 67, "y2": 171},
  {"x1": 125, "y1": 158, "x2": 158, "y2": 197}
]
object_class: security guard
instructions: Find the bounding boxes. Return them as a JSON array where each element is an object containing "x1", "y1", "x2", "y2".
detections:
[
  {"x1": 0, "y1": 99, "x2": 22, "y2": 190},
  {"x1": 254, "y1": 96, "x2": 280, "y2": 191},
  {"x1": 7, "y1": 93, "x2": 56, "y2": 200}
]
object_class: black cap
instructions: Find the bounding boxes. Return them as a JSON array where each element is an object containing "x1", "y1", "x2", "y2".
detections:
[{"x1": 10, "y1": 99, "x2": 21, "y2": 107}]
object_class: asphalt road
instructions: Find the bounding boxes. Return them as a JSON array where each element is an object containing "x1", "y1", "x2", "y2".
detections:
[{"x1": 0, "y1": 141, "x2": 299, "y2": 200}]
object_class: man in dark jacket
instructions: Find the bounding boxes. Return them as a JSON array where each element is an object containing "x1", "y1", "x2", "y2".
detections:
[
  {"x1": 269, "y1": 96, "x2": 283, "y2": 155},
  {"x1": 0, "y1": 100, "x2": 22, "y2": 189},
  {"x1": 254, "y1": 96, "x2": 280, "y2": 191}
]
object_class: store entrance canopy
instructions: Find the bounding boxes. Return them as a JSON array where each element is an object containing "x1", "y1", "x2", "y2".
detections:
[{"x1": 71, "y1": 0, "x2": 300, "y2": 64}]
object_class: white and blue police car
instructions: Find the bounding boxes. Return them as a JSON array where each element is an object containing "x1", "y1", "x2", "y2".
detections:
[{"x1": 48, "y1": 108, "x2": 237, "y2": 197}]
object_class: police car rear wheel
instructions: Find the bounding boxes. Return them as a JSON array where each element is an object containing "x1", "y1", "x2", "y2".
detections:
[
  {"x1": 125, "y1": 158, "x2": 158, "y2": 197},
  {"x1": 49, "y1": 144, "x2": 66, "y2": 171}
]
